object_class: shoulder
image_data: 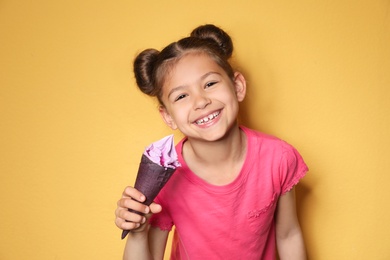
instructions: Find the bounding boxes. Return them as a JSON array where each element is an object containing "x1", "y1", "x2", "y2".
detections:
[
  {"x1": 242, "y1": 126, "x2": 307, "y2": 171},
  {"x1": 241, "y1": 126, "x2": 293, "y2": 153}
]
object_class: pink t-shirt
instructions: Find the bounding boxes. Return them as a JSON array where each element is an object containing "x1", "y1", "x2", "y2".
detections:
[{"x1": 150, "y1": 127, "x2": 308, "y2": 259}]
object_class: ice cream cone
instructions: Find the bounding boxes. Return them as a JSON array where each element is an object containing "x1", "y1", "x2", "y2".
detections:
[
  {"x1": 134, "y1": 154, "x2": 175, "y2": 205},
  {"x1": 121, "y1": 154, "x2": 176, "y2": 239}
]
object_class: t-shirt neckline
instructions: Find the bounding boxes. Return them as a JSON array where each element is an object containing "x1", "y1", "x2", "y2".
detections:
[{"x1": 176, "y1": 126, "x2": 254, "y2": 194}]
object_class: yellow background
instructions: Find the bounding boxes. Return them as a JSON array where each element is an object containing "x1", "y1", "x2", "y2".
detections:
[{"x1": 1, "y1": 0, "x2": 389, "y2": 259}]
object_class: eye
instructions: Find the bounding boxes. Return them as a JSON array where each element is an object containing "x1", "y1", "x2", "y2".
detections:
[
  {"x1": 174, "y1": 94, "x2": 187, "y2": 102},
  {"x1": 205, "y1": 81, "x2": 218, "y2": 88}
]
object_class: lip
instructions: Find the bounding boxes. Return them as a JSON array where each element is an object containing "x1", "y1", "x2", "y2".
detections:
[{"x1": 192, "y1": 109, "x2": 222, "y2": 127}]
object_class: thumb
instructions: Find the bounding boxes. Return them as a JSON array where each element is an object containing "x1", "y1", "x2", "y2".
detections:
[{"x1": 149, "y1": 202, "x2": 162, "y2": 214}]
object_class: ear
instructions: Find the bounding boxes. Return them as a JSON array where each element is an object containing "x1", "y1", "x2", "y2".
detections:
[
  {"x1": 159, "y1": 106, "x2": 178, "y2": 130},
  {"x1": 233, "y1": 72, "x2": 247, "y2": 102}
]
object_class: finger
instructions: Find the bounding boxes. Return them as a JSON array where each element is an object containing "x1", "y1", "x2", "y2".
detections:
[
  {"x1": 122, "y1": 186, "x2": 146, "y2": 202},
  {"x1": 115, "y1": 216, "x2": 142, "y2": 230},
  {"x1": 117, "y1": 197, "x2": 150, "y2": 214},
  {"x1": 117, "y1": 207, "x2": 146, "y2": 223}
]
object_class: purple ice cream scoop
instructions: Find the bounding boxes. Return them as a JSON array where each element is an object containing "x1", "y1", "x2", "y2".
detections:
[
  {"x1": 121, "y1": 135, "x2": 180, "y2": 239},
  {"x1": 144, "y1": 134, "x2": 181, "y2": 169}
]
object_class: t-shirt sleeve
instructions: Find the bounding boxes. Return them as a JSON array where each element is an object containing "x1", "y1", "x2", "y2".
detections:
[
  {"x1": 279, "y1": 141, "x2": 308, "y2": 194},
  {"x1": 148, "y1": 194, "x2": 174, "y2": 231}
]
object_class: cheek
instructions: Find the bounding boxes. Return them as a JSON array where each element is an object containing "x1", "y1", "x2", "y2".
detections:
[
  {"x1": 165, "y1": 105, "x2": 187, "y2": 122},
  {"x1": 221, "y1": 92, "x2": 240, "y2": 114},
  {"x1": 216, "y1": 91, "x2": 238, "y2": 105}
]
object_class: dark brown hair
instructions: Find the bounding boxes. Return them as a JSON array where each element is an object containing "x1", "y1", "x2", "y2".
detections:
[{"x1": 133, "y1": 24, "x2": 235, "y2": 105}]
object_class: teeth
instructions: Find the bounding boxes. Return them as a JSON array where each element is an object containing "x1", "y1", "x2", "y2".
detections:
[{"x1": 195, "y1": 111, "x2": 220, "y2": 125}]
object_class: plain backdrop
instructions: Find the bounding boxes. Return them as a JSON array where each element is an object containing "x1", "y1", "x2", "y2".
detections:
[{"x1": 1, "y1": 0, "x2": 389, "y2": 259}]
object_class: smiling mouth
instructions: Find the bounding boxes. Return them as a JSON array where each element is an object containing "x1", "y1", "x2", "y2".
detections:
[{"x1": 194, "y1": 111, "x2": 221, "y2": 125}]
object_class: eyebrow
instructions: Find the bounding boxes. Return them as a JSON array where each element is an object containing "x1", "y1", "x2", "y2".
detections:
[
  {"x1": 167, "y1": 85, "x2": 186, "y2": 99},
  {"x1": 167, "y1": 71, "x2": 221, "y2": 99}
]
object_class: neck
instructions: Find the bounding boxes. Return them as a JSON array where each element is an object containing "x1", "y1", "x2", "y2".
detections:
[{"x1": 183, "y1": 125, "x2": 246, "y2": 166}]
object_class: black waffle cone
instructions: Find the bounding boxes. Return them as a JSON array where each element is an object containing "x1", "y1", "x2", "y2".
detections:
[
  {"x1": 134, "y1": 154, "x2": 175, "y2": 205},
  {"x1": 121, "y1": 154, "x2": 176, "y2": 239}
]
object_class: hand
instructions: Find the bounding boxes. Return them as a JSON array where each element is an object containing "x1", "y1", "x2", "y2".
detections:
[{"x1": 115, "y1": 186, "x2": 162, "y2": 233}]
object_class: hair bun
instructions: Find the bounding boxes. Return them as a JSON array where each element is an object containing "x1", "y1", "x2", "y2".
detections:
[
  {"x1": 190, "y1": 24, "x2": 233, "y2": 58},
  {"x1": 133, "y1": 48, "x2": 160, "y2": 96}
]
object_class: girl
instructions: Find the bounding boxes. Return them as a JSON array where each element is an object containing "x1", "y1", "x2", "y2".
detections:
[{"x1": 115, "y1": 24, "x2": 308, "y2": 260}]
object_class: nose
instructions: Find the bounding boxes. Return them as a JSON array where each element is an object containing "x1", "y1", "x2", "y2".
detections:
[{"x1": 193, "y1": 92, "x2": 211, "y2": 110}]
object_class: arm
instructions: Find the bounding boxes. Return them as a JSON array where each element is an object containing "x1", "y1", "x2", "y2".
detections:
[
  {"x1": 116, "y1": 186, "x2": 169, "y2": 260},
  {"x1": 275, "y1": 188, "x2": 307, "y2": 260},
  {"x1": 123, "y1": 226, "x2": 169, "y2": 260}
]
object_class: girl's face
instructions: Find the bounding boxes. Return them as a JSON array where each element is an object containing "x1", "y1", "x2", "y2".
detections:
[{"x1": 159, "y1": 52, "x2": 246, "y2": 141}]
